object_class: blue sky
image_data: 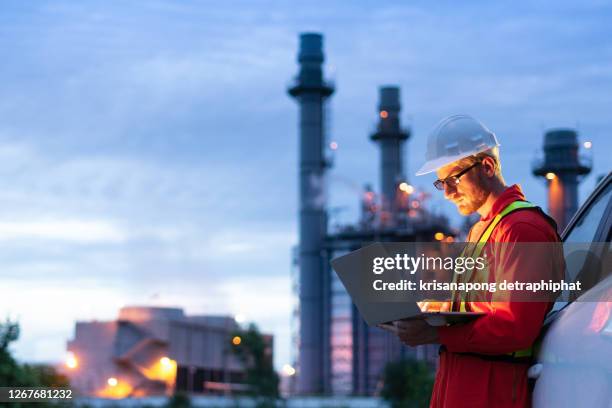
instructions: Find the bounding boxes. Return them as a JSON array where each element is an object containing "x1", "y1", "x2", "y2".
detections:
[{"x1": 0, "y1": 0, "x2": 610, "y2": 371}]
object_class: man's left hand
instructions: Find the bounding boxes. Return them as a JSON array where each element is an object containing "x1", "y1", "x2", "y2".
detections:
[{"x1": 395, "y1": 319, "x2": 440, "y2": 346}]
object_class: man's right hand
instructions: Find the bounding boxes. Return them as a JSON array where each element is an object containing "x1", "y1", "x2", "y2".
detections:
[{"x1": 417, "y1": 300, "x2": 451, "y2": 312}]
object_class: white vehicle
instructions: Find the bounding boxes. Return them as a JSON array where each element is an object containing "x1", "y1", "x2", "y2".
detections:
[{"x1": 532, "y1": 172, "x2": 612, "y2": 407}]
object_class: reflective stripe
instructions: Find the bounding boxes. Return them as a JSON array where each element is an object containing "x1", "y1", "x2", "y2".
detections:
[
  {"x1": 451, "y1": 200, "x2": 538, "y2": 357},
  {"x1": 472, "y1": 201, "x2": 536, "y2": 259},
  {"x1": 513, "y1": 348, "x2": 534, "y2": 358},
  {"x1": 452, "y1": 200, "x2": 536, "y2": 310}
]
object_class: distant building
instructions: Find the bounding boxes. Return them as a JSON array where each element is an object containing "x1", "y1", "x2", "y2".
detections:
[{"x1": 64, "y1": 306, "x2": 273, "y2": 398}]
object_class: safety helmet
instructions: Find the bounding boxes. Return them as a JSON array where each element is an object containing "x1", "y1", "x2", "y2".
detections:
[{"x1": 416, "y1": 114, "x2": 500, "y2": 176}]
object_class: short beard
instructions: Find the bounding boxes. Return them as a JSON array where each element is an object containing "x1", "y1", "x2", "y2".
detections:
[{"x1": 457, "y1": 174, "x2": 489, "y2": 215}]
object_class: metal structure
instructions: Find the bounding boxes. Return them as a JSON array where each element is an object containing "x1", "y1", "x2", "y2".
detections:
[
  {"x1": 370, "y1": 86, "x2": 410, "y2": 226},
  {"x1": 288, "y1": 32, "x2": 335, "y2": 394},
  {"x1": 532, "y1": 129, "x2": 592, "y2": 232},
  {"x1": 288, "y1": 33, "x2": 453, "y2": 396},
  {"x1": 324, "y1": 87, "x2": 451, "y2": 396}
]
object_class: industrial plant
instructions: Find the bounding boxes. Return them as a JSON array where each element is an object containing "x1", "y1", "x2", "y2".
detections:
[
  {"x1": 287, "y1": 32, "x2": 595, "y2": 396},
  {"x1": 288, "y1": 33, "x2": 454, "y2": 396},
  {"x1": 59, "y1": 30, "x2": 597, "y2": 402}
]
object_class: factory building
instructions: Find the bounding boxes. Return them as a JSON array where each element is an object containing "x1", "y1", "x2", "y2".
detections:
[
  {"x1": 64, "y1": 306, "x2": 272, "y2": 398},
  {"x1": 288, "y1": 33, "x2": 453, "y2": 396}
]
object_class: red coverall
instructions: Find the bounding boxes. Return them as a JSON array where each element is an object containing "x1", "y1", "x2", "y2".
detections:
[{"x1": 431, "y1": 184, "x2": 564, "y2": 408}]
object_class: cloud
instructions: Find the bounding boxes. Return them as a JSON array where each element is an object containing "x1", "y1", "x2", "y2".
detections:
[{"x1": 0, "y1": 219, "x2": 126, "y2": 243}]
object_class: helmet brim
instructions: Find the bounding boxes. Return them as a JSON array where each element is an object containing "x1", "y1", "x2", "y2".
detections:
[{"x1": 415, "y1": 143, "x2": 501, "y2": 176}]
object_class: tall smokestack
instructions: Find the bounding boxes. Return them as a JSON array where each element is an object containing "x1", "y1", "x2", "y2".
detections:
[
  {"x1": 532, "y1": 129, "x2": 592, "y2": 232},
  {"x1": 370, "y1": 86, "x2": 409, "y2": 225},
  {"x1": 288, "y1": 32, "x2": 334, "y2": 394}
]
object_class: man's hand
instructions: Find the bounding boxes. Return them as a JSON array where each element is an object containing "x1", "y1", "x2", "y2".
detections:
[{"x1": 395, "y1": 319, "x2": 440, "y2": 346}]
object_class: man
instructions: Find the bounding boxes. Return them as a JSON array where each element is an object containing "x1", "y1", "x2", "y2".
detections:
[{"x1": 391, "y1": 115, "x2": 564, "y2": 407}]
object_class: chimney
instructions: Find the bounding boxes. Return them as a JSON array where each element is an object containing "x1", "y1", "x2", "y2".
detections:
[
  {"x1": 532, "y1": 129, "x2": 592, "y2": 231},
  {"x1": 370, "y1": 86, "x2": 410, "y2": 226},
  {"x1": 288, "y1": 32, "x2": 334, "y2": 394}
]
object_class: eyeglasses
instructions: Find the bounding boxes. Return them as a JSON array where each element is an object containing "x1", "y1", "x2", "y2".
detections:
[{"x1": 433, "y1": 162, "x2": 481, "y2": 191}]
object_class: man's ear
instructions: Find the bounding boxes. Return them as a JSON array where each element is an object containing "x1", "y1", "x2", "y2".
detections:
[{"x1": 481, "y1": 156, "x2": 496, "y2": 177}]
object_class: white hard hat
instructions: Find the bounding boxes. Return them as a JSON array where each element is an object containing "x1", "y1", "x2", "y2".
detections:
[{"x1": 416, "y1": 114, "x2": 500, "y2": 176}]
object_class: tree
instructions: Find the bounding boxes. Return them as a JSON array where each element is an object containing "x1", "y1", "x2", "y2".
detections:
[
  {"x1": 230, "y1": 323, "x2": 279, "y2": 406},
  {"x1": 0, "y1": 319, "x2": 26, "y2": 386},
  {"x1": 380, "y1": 359, "x2": 434, "y2": 408},
  {"x1": 0, "y1": 319, "x2": 69, "y2": 388}
]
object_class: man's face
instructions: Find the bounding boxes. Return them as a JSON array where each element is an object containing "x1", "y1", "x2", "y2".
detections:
[{"x1": 436, "y1": 161, "x2": 488, "y2": 215}]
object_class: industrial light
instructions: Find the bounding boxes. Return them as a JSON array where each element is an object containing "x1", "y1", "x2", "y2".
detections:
[
  {"x1": 99, "y1": 377, "x2": 133, "y2": 399},
  {"x1": 140, "y1": 357, "x2": 177, "y2": 384},
  {"x1": 583, "y1": 141, "x2": 592, "y2": 149},
  {"x1": 434, "y1": 232, "x2": 445, "y2": 241},
  {"x1": 545, "y1": 172, "x2": 556, "y2": 180},
  {"x1": 329, "y1": 141, "x2": 338, "y2": 150},
  {"x1": 380, "y1": 110, "x2": 388, "y2": 119},
  {"x1": 65, "y1": 352, "x2": 78, "y2": 369},
  {"x1": 282, "y1": 364, "x2": 296, "y2": 376},
  {"x1": 234, "y1": 313, "x2": 246, "y2": 324},
  {"x1": 399, "y1": 183, "x2": 415, "y2": 194},
  {"x1": 232, "y1": 336, "x2": 242, "y2": 346}
]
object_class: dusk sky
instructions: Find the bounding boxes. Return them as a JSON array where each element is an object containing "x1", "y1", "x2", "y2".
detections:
[{"x1": 1, "y1": 0, "x2": 610, "y2": 370}]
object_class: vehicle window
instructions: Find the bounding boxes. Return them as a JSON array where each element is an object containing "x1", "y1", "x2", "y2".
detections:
[
  {"x1": 547, "y1": 181, "x2": 610, "y2": 313},
  {"x1": 562, "y1": 182, "x2": 611, "y2": 299},
  {"x1": 564, "y1": 183, "x2": 611, "y2": 244}
]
